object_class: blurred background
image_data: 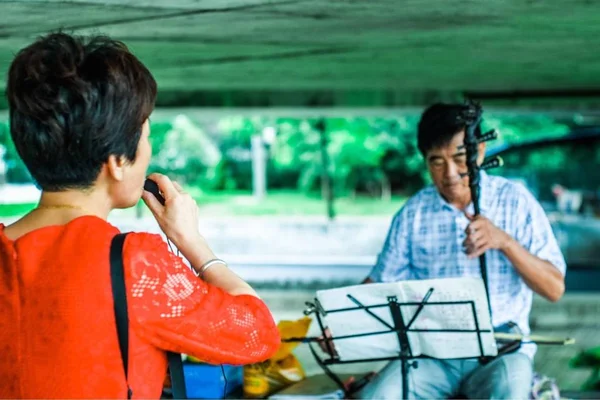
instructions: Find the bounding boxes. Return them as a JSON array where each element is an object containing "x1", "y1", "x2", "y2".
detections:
[{"x1": 1, "y1": 0, "x2": 600, "y2": 394}]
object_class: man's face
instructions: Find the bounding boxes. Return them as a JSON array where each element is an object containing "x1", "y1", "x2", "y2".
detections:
[{"x1": 425, "y1": 130, "x2": 484, "y2": 203}]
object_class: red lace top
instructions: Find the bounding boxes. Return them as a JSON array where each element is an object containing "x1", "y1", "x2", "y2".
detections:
[{"x1": 0, "y1": 216, "x2": 280, "y2": 399}]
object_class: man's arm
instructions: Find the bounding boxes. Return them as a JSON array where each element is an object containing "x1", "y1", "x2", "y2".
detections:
[
  {"x1": 500, "y1": 236, "x2": 564, "y2": 302},
  {"x1": 464, "y1": 190, "x2": 566, "y2": 302},
  {"x1": 363, "y1": 207, "x2": 412, "y2": 284}
]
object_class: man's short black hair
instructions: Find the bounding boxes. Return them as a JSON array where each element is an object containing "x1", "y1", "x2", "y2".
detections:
[
  {"x1": 6, "y1": 32, "x2": 157, "y2": 191},
  {"x1": 417, "y1": 103, "x2": 481, "y2": 156}
]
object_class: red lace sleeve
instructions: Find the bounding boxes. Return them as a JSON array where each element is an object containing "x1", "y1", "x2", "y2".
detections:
[{"x1": 123, "y1": 233, "x2": 281, "y2": 365}]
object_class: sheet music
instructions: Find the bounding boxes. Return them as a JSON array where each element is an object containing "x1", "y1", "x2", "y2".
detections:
[{"x1": 316, "y1": 277, "x2": 497, "y2": 361}]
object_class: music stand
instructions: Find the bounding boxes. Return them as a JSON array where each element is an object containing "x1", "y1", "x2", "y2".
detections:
[{"x1": 300, "y1": 287, "x2": 495, "y2": 400}]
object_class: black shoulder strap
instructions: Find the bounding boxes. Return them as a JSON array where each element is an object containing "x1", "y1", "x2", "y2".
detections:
[
  {"x1": 110, "y1": 233, "x2": 133, "y2": 399},
  {"x1": 110, "y1": 233, "x2": 188, "y2": 399},
  {"x1": 167, "y1": 351, "x2": 187, "y2": 399}
]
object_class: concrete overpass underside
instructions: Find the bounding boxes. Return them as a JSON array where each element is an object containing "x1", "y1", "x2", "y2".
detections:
[{"x1": 0, "y1": 0, "x2": 600, "y2": 108}]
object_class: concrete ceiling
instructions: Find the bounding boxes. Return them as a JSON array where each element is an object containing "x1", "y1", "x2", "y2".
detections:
[{"x1": 1, "y1": 0, "x2": 600, "y2": 107}]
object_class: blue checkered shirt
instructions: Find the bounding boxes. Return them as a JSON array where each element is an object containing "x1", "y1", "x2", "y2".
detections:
[{"x1": 368, "y1": 172, "x2": 566, "y2": 359}]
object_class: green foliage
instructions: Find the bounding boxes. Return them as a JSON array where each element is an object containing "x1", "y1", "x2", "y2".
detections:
[
  {"x1": 269, "y1": 116, "x2": 427, "y2": 197},
  {"x1": 483, "y1": 114, "x2": 570, "y2": 149},
  {"x1": 271, "y1": 118, "x2": 319, "y2": 192},
  {"x1": 149, "y1": 115, "x2": 223, "y2": 189},
  {"x1": 0, "y1": 111, "x2": 580, "y2": 201},
  {"x1": 570, "y1": 346, "x2": 600, "y2": 391},
  {"x1": 215, "y1": 116, "x2": 267, "y2": 191},
  {"x1": 0, "y1": 121, "x2": 31, "y2": 183}
]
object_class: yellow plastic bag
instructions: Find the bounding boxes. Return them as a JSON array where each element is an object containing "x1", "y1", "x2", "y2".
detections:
[{"x1": 244, "y1": 317, "x2": 312, "y2": 398}]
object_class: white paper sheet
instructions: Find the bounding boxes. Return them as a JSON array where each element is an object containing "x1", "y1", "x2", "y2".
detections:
[{"x1": 315, "y1": 277, "x2": 497, "y2": 361}]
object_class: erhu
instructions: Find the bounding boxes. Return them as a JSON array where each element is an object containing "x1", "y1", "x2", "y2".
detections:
[
  {"x1": 459, "y1": 101, "x2": 528, "y2": 358},
  {"x1": 458, "y1": 101, "x2": 502, "y2": 313},
  {"x1": 458, "y1": 102, "x2": 575, "y2": 354}
]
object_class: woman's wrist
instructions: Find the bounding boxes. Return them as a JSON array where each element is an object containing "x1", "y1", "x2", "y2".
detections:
[
  {"x1": 195, "y1": 258, "x2": 228, "y2": 279},
  {"x1": 177, "y1": 233, "x2": 217, "y2": 269}
]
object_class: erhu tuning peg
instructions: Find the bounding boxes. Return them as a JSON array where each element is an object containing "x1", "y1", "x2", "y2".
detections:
[
  {"x1": 480, "y1": 156, "x2": 504, "y2": 171},
  {"x1": 477, "y1": 129, "x2": 499, "y2": 143}
]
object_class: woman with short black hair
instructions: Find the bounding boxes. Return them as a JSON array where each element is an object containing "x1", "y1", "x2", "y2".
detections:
[{"x1": 0, "y1": 32, "x2": 280, "y2": 399}]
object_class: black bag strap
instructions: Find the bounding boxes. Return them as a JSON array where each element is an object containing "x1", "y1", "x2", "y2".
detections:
[
  {"x1": 110, "y1": 233, "x2": 133, "y2": 399},
  {"x1": 110, "y1": 233, "x2": 188, "y2": 399},
  {"x1": 167, "y1": 351, "x2": 187, "y2": 399}
]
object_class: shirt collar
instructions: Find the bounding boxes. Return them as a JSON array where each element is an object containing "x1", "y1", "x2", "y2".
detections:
[{"x1": 433, "y1": 170, "x2": 492, "y2": 214}]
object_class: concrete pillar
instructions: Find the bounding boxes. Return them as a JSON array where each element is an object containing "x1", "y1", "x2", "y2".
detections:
[{"x1": 251, "y1": 135, "x2": 266, "y2": 200}]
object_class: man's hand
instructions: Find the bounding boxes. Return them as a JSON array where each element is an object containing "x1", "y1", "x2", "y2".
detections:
[
  {"x1": 463, "y1": 213, "x2": 512, "y2": 258},
  {"x1": 318, "y1": 327, "x2": 338, "y2": 357}
]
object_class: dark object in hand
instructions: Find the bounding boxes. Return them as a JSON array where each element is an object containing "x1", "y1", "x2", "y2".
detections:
[{"x1": 144, "y1": 178, "x2": 165, "y2": 205}]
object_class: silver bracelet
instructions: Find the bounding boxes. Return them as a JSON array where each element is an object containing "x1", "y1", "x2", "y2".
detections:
[{"x1": 197, "y1": 258, "x2": 227, "y2": 279}]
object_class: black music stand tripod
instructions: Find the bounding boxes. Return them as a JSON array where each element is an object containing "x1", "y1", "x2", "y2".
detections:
[{"x1": 302, "y1": 288, "x2": 492, "y2": 400}]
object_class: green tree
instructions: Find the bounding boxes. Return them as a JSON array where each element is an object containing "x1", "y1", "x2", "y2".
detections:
[{"x1": 0, "y1": 121, "x2": 32, "y2": 183}]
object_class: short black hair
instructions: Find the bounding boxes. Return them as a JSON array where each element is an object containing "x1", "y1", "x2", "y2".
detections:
[
  {"x1": 417, "y1": 103, "x2": 481, "y2": 155},
  {"x1": 6, "y1": 32, "x2": 157, "y2": 191}
]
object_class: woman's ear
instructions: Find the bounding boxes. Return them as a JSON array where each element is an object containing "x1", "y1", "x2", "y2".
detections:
[{"x1": 106, "y1": 154, "x2": 126, "y2": 181}]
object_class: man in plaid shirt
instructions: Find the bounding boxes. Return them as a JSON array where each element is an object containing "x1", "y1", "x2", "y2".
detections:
[{"x1": 359, "y1": 103, "x2": 566, "y2": 399}]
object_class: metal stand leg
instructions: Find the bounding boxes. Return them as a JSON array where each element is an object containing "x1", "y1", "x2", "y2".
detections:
[
  {"x1": 389, "y1": 296, "x2": 414, "y2": 399},
  {"x1": 402, "y1": 357, "x2": 409, "y2": 400},
  {"x1": 297, "y1": 291, "x2": 489, "y2": 400}
]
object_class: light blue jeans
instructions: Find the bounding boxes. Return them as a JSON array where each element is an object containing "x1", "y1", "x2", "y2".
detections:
[{"x1": 357, "y1": 353, "x2": 533, "y2": 399}]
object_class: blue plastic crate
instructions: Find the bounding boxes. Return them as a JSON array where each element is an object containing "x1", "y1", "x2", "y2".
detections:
[{"x1": 182, "y1": 363, "x2": 243, "y2": 399}]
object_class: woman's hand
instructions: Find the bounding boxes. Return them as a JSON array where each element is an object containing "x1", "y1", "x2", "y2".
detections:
[{"x1": 142, "y1": 173, "x2": 203, "y2": 250}]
